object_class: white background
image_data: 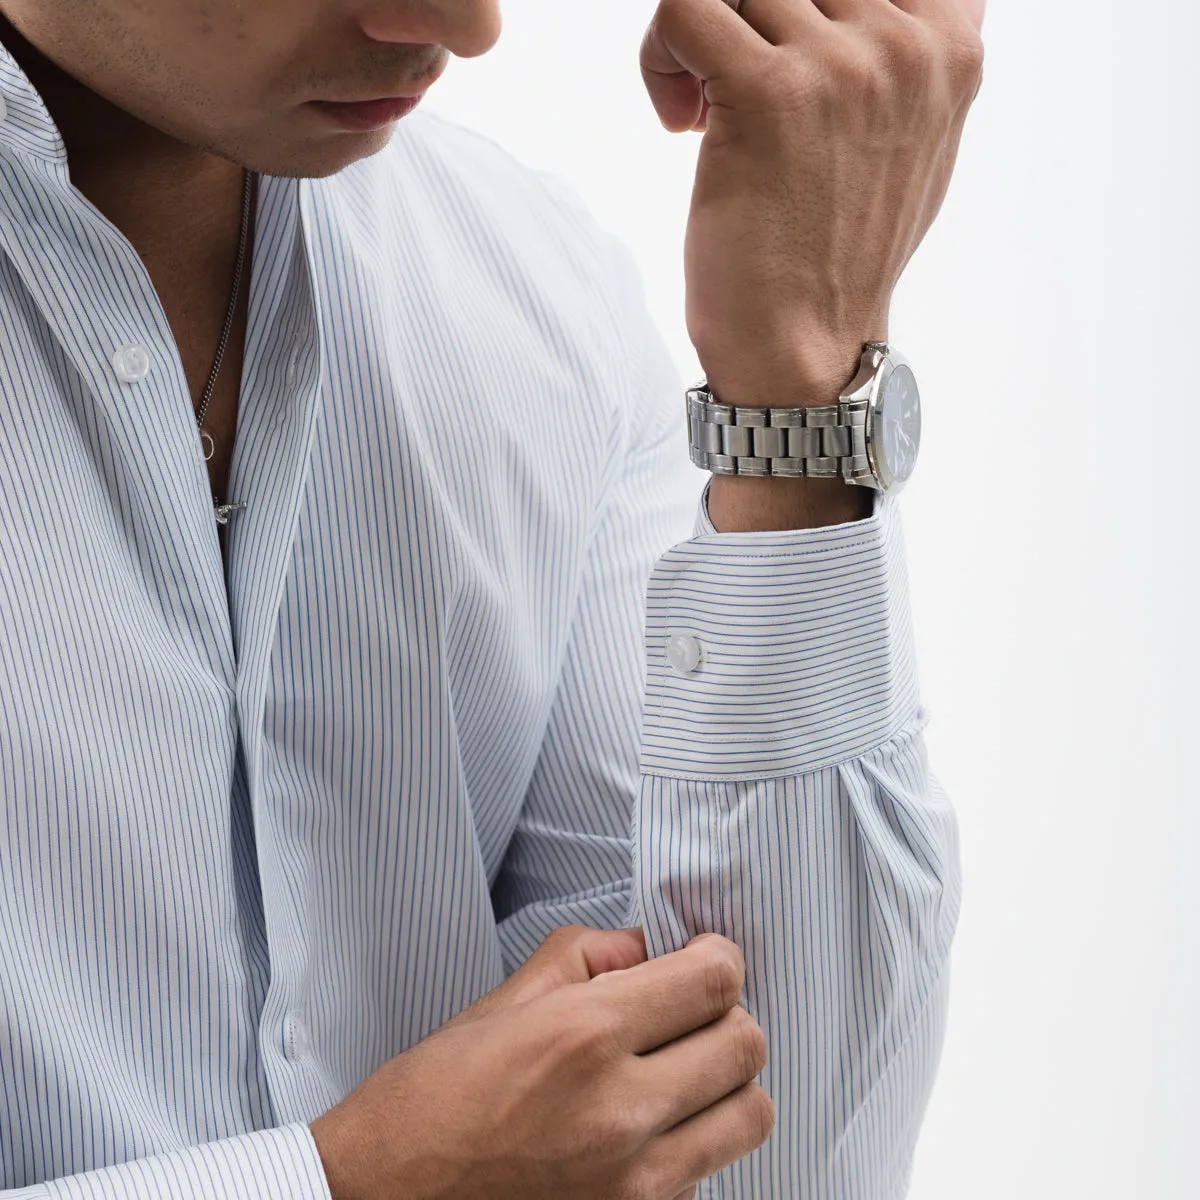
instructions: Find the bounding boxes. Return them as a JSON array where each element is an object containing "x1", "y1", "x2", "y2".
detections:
[{"x1": 422, "y1": 2, "x2": 1196, "y2": 1197}]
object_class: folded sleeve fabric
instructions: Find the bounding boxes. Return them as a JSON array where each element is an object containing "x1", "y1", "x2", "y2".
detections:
[{"x1": 634, "y1": 486, "x2": 962, "y2": 1199}]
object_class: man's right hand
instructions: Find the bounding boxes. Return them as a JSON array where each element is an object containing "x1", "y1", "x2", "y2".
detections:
[{"x1": 309, "y1": 931, "x2": 773, "y2": 1199}]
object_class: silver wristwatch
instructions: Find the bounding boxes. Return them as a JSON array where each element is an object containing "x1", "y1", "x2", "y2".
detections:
[{"x1": 686, "y1": 341, "x2": 922, "y2": 494}]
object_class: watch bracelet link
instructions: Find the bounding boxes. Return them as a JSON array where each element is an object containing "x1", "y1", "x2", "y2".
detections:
[{"x1": 687, "y1": 388, "x2": 874, "y2": 485}]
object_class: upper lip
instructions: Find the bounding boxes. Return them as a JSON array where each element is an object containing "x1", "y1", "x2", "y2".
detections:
[
  {"x1": 319, "y1": 91, "x2": 425, "y2": 104},
  {"x1": 319, "y1": 60, "x2": 446, "y2": 105}
]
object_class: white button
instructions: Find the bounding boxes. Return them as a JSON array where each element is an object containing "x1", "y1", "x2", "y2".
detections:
[
  {"x1": 284, "y1": 1015, "x2": 310, "y2": 1062},
  {"x1": 112, "y1": 343, "x2": 151, "y2": 383},
  {"x1": 665, "y1": 633, "x2": 702, "y2": 675},
  {"x1": 0, "y1": 95, "x2": 8, "y2": 124}
]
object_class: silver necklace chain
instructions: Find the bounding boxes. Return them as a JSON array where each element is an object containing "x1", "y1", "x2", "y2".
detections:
[
  {"x1": 197, "y1": 167, "x2": 253, "y2": 463},
  {"x1": 201, "y1": 167, "x2": 254, "y2": 526}
]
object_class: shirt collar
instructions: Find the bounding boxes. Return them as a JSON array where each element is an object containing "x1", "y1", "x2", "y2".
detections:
[{"x1": 0, "y1": 33, "x2": 71, "y2": 167}]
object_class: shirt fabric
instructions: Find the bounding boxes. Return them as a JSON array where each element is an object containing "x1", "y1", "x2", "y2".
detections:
[{"x1": 0, "y1": 40, "x2": 960, "y2": 1200}]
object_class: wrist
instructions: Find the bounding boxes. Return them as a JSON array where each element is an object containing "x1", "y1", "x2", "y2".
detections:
[
  {"x1": 697, "y1": 331, "x2": 885, "y2": 532},
  {"x1": 694, "y1": 321, "x2": 888, "y2": 412},
  {"x1": 311, "y1": 1107, "x2": 374, "y2": 1200},
  {"x1": 706, "y1": 474, "x2": 872, "y2": 532}
]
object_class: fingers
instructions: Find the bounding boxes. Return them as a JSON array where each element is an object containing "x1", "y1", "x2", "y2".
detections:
[
  {"x1": 639, "y1": 1082, "x2": 775, "y2": 1196},
  {"x1": 585, "y1": 934, "x2": 746, "y2": 1054},
  {"x1": 445, "y1": 926, "x2": 648, "y2": 1026},
  {"x1": 574, "y1": 926, "x2": 648, "y2": 978},
  {"x1": 887, "y1": 0, "x2": 987, "y2": 35},
  {"x1": 635, "y1": 1003, "x2": 768, "y2": 1133},
  {"x1": 720, "y1": 0, "x2": 825, "y2": 43},
  {"x1": 503, "y1": 925, "x2": 650, "y2": 1002},
  {"x1": 639, "y1": 0, "x2": 777, "y2": 100},
  {"x1": 639, "y1": 0, "x2": 758, "y2": 133}
]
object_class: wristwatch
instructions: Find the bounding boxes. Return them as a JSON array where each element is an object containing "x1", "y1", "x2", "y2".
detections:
[{"x1": 686, "y1": 341, "x2": 921, "y2": 494}]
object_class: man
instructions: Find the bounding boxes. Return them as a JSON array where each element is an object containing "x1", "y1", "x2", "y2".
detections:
[{"x1": 0, "y1": 0, "x2": 984, "y2": 1196}]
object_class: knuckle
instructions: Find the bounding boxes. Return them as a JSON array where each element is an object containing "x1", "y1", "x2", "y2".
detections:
[
  {"x1": 747, "y1": 1084, "x2": 776, "y2": 1146},
  {"x1": 837, "y1": 43, "x2": 881, "y2": 98},
  {"x1": 543, "y1": 924, "x2": 584, "y2": 951},
  {"x1": 592, "y1": 1096, "x2": 649, "y2": 1159},
  {"x1": 553, "y1": 1003, "x2": 614, "y2": 1065},
  {"x1": 586, "y1": 1009, "x2": 622, "y2": 1058},
  {"x1": 959, "y1": 26, "x2": 987, "y2": 69},
  {"x1": 885, "y1": 22, "x2": 938, "y2": 78},
  {"x1": 700, "y1": 945, "x2": 743, "y2": 1016},
  {"x1": 730, "y1": 1007, "x2": 768, "y2": 1079},
  {"x1": 955, "y1": 32, "x2": 984, "y2": 96},
  {"x1": 947, "y1": 25, "x2": 986, "y2": 92}
]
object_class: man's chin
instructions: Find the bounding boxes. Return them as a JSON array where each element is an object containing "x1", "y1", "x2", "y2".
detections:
[{"x1": 243, "y1": 124, "x2": 398, "y2": 180}]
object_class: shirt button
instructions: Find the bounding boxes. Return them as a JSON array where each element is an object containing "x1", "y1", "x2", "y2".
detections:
[
  {"x1": 665, "y1": 633, "x2": 702, "y2": 675},
  {"x1": 112, "y1": 343, "x2": 152, "y2": 383},
  {"x1": 284, "y1": 1015, "x2": 310, "y2": 1062}
]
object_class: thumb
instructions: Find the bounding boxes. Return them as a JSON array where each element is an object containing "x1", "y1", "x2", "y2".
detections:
[
  {"x1": 638, "y1": 0, "x2": 752, "y2": 133},
  {"x1": 640, "y1": 21, "x2": 705, "y2": 133},
  {"x1": 443, "y1": 926, "x2": 649, "y2": 1030},
  {"x1": 507, "y1": 926, "x2": 648, "y2": 1001}
]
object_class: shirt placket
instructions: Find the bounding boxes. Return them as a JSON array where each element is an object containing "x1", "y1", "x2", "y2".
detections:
[{"x1": 0, "y1": 161, "x2": 237, "y2": 689}]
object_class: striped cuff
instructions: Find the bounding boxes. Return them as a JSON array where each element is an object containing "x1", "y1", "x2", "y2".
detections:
[
  {"x1": 41, "y1": 1124, "x2": 330, "y2": 1200},
  {"x1": 640, "y1": 489, "x2": 920, "y2": 781}
]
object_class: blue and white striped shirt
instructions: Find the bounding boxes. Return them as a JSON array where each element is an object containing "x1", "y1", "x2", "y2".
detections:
[{"x1": 0, "y1": 39, "x2": 960, "y2": 1200}]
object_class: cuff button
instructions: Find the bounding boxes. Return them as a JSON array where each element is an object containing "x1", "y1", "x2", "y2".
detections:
[{"x1": 665, "y1": 633, "x2": 702, "y2": 675}]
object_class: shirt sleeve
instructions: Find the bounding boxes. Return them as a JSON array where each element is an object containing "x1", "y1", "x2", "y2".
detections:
[
  {"x1": 494, "y1": 208, "x2": 960, "y2": 1197},
  {"x1": 1, "y1": 1125, "x2": 331, "y2": 1200},
  {"x1": 632, "y1": 484, "x2": 961, "y2": 1200}
]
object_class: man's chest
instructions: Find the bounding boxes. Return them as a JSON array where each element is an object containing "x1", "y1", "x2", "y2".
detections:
[
  {"x1": 0, "y1": 152, "x2": 629, "y2": 878},
  {"x1": 0, "y1": 291, "x2": 602, "y2": 880}
]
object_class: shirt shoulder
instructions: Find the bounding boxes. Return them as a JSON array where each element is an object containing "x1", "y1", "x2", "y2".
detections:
[
  {"x1": 413, "y1": 109, "x2": 615, "y2": 265},
  {"x1": 327, "y1": 107, "x2": 623, "y2": 320},
  {"x1": 314, "y1": 107, "x2": 657, "y2": 460}
]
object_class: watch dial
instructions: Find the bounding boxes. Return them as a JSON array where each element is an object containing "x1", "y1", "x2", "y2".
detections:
[{"x1": 879, "y1": 363, "x2": 921, "y2": 484}]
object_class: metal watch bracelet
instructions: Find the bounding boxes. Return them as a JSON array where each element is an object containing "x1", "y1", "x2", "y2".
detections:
[{"x1": 686, "y1": 343, "x2": 888, "y2": 487}]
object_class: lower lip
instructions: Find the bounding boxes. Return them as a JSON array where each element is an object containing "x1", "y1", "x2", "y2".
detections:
[{"x1": 310, "y1": 94, "x2": 424, "y2": 132}]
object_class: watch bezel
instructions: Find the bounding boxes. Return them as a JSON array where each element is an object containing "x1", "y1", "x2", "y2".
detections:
[{"x1": 859, "y1": 347, "x2": 919, "y2": 495}]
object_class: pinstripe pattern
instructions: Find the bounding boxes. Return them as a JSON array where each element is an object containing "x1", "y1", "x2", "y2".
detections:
[{"x1": 0, "y1": 41, "x2": 959, "y2": 1200}]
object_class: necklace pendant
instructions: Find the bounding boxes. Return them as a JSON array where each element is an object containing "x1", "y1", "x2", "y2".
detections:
[
  {"x1": 200, "y1": 430, "x2": 216, "y2": 461},
  {"x1": 213, "y1": 501, "x2": 247, "y2": 526}
]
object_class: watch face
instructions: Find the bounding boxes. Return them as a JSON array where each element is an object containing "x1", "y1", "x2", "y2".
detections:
[{"x1": 878, "y1": 363, "x2": 921, "y2": 485}]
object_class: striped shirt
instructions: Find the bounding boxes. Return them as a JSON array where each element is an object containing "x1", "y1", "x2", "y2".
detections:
[{"x1": 0, "y1": 39, "x2": 960, "y2": 1200}]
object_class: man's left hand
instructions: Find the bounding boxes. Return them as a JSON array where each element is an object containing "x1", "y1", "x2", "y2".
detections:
[
  {"x1": 640, "y1": 0, "x2": 986, "y2": 407},
  {"x1": 442, "y1": 923, "x2": 649, "y2": 1029}
]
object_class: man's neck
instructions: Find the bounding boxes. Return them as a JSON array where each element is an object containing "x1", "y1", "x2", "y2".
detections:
[{"x1": 0, "y1": 11, "x2": 245, "y2": 270}]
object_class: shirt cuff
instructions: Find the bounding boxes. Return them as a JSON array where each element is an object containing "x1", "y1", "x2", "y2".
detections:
[
  {"x1": 41, "y1": 1124, "x2": 331, "y2": 1200},
  {"x1": 640, "y1": 486, "x2": 921, "y2": 781}
]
